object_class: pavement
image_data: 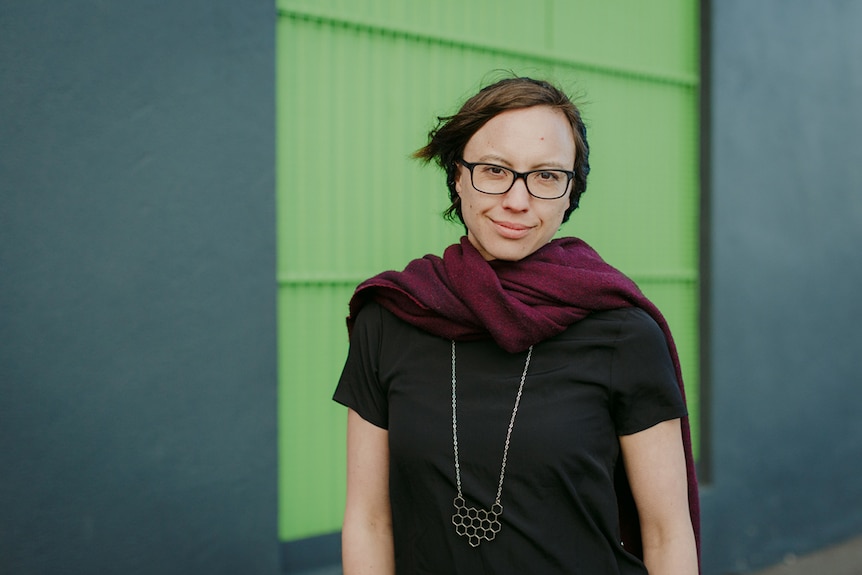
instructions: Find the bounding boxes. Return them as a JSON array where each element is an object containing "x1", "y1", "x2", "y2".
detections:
[
  {"x1": 296, "y1": 568, "x2": 340, "y2": 575},
  {"x1": 296, "y1": 533, "x2": 862, "y2": 574},
  {"x1": 745, "y1": 533, "x2": 862, "y2": 575}
]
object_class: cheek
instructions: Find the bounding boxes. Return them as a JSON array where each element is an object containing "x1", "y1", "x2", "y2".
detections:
[
  {"x1": 554, "y1": 207, "x2": 567, "y2": 225},
  {"x1": 454, "y1": 168, "x2": 467, "y2": 196},
  {"x1": 549, "y1": 199, "x2": 569, "y2": 223},
  {"x1": 461, "y1": 194, "x2": 491, "y2": 218},
  {"x1": 535, "y1": 204, "x2": 567, "y2": 236},
  {"x1": 460, "y1": 198, "x2": 477, "y2": 222}
]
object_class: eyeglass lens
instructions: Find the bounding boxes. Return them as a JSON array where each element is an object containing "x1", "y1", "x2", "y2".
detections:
[{"x1": 470, "y1": 164, "x2": 570, "y2": 199}]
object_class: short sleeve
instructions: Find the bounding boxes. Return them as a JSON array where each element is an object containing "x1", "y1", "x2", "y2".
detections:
[
  {"x1": 610, "y1": 307, "x2": 687, "y2": 436},
  {"x1": 333, "y1": 302, "x2": 389, "y2": 429}
]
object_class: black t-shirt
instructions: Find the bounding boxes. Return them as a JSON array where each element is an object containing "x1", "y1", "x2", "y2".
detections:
[{"x1": 334, "y1": 302, "x2": 687, "y2": 574}]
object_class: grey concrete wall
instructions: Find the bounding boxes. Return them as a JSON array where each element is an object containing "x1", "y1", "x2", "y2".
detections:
[
  {"x1": 0, "y1": 2, "x2": 278, "y2": 574},
  {"x1": 704, "y1": 1, "x2": 862, "y2": 573}
]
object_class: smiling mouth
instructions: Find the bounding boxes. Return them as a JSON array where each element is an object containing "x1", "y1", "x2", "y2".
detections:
[{"x1": 493, "y1": 220, "x2": 533, "y2": 239}]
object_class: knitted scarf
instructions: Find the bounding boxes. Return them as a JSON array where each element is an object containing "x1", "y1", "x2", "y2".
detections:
[{"x1": 347, "y1": 235, "x2": 701, "y2": 566}]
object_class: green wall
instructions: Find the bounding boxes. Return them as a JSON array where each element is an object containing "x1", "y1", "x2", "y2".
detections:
[{"x1": 276, "y1": 0, "x2": 700, "y2": 544}]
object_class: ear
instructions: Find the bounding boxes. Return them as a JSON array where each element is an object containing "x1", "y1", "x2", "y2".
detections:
[{"x1": 453, "y1": 164, "x2": 463, "y2": 195}]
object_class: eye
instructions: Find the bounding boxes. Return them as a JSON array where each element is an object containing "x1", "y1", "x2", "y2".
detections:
[
  {"x1": 536, "y1": 171, "x2": 562, "y2": 182},
  {"x1": 478, "y1": 164, "x2": 509, "y2": 178}
]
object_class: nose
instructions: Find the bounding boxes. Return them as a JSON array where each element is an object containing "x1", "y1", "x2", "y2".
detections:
[{"x1": 501, "y1": 175, "x2": 531, "y2": 211}]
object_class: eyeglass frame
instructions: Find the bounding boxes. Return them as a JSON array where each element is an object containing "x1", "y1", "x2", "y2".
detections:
[{"x1": 457, "y1": 159, "x2": 576, "y2": 200}]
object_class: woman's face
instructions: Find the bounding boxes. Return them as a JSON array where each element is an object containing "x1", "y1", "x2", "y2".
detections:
[{"x1": 455, "y1": 105, "x2": 576, "y2": 261}]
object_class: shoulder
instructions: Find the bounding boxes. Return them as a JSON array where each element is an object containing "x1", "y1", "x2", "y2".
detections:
[
  {"x1": 351, "y1": 300, "x2": 436, "y2": 345},
  {"x1": 349, "y1": 301, "x2": 384, "y2": 342},
  {"x1": 556, "y1": 307, "x2": 663, "y2": 343},
  {"x1": 612, "y1": 307, "x2": 669, "y2": 354},
  {"x1": 556, "y1": 307, "x2": 673, "y2": 372},
  {"x1": 615, "y1": 307, "x2": 665, "y2": 340},
  {"x1": 351, "y1": 300, "x2": 384, "y2": 327}
]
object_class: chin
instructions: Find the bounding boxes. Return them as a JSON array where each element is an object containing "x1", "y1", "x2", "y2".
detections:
[
  {"x1": 483, "y1": 241, "x2": 539, "y2": 262},
  {"x1": 467, "y1": 226, "x2": 548, "y2": 261}
]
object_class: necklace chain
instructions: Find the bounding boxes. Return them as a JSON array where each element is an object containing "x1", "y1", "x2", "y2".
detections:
[{"x1": 450, "y1": 340, "x2": 533, "y2": 547}]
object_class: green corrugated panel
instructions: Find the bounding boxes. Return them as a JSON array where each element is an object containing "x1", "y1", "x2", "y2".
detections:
[
  {"x1": 277, "y1": 0, "x2": 700, "y2": 542},
  {"x1": 277, "y1": 0, "x2": 556, "y2": 62},
  {"x1": 278, "y1": 284, "x2": 352, "y2": 538},
  {"x1": 278, "y1": 0, "x2": 698, "y2": 86},
  {"x1": 552, "y1": 1, "x2": 699, "y2": 78},
  {"x1": 636, "y1": 279, "x2": 700, "y2": 453}
]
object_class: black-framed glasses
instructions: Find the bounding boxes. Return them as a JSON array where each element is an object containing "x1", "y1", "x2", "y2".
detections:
[{"x1": 458, "y1": 159, "x2": 575, "y2": 200}]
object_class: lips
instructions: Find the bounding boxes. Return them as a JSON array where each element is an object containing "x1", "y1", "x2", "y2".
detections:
[{"x1": 492, "y1": 219, "x2": 533, "y2": 239}]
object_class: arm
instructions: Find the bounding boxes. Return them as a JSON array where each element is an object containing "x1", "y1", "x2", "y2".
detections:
[
  {"x1": 619, "y1": 418, "x2": 698, "y2": 575},
  {"x1": 342, "y1": 408, "x2": 395, "y2": 575}
]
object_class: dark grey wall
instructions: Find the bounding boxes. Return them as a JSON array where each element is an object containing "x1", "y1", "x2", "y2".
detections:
[
  {"x1": 0, "y1": 2, "x2": 277, "y2": 574},
  {"x1": 704, "y1": 1, "x2": 862, "y2": 573}
]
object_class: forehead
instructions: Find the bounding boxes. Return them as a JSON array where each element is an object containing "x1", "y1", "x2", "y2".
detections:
[{"x1": 464, "y1": 106, "x2": 576, "y2": 164}]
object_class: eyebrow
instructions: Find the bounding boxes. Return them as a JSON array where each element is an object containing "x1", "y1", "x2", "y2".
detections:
[{"x1": 475, "y1": 154, "x2": 573, "y2": 171}]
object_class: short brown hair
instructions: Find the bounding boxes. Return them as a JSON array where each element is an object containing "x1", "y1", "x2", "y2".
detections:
[{"x1": 414, "y1": 77, "x2": 590, "y2": 225}]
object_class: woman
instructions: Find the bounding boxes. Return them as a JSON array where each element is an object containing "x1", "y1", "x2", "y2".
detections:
[{"x1": 334, "y1": 77, "x2": 700, "y2": 574}]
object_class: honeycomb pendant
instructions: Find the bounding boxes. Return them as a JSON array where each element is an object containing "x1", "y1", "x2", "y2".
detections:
[
  {"x1": 452, "y1": 496, "x2": 503, "y2": 547},
  {"x1": 450, "y1": 342, "x2": 533, "y2": 548}
]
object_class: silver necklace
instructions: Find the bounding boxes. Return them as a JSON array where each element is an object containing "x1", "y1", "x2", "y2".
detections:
[{"x1": 450, "y1": 340, "x2": 533, "y2": 547}]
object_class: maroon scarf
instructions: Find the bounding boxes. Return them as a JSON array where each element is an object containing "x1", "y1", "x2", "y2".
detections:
[{"x1": 347, "y1": 236, "x2": 701, "y2": 566}]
